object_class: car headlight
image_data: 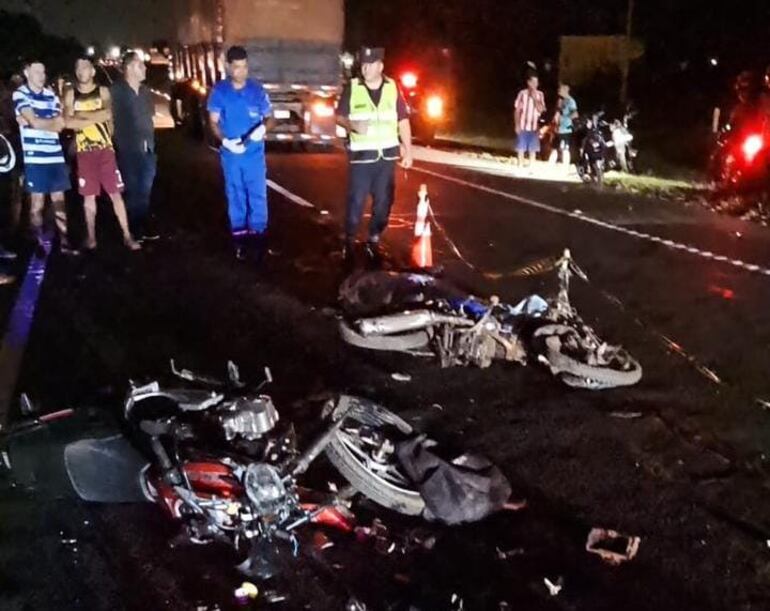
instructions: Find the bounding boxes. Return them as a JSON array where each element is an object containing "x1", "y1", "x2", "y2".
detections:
[
  {"x1": 426, "y1": 95, "x2": 444, "y2": 119},
  {"x1": 243, "y1": 463, "x2": 287, "y2": 517},
  {"x1": 312, "y1": 100, "x2": 335, "y2": 118}
]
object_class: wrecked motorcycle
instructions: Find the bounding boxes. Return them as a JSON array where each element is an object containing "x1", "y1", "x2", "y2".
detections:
[
  {"x1": 338, "y1": 250, "x2": 642, "y2": 390},
  {"x1": 61, "y1": 362, "x2": 426, "y2": 574}
]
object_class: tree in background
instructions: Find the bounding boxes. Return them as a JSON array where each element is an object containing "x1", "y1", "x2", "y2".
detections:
[{"x1": 0, "y1": 10, "x2": 83, "y2": 80}]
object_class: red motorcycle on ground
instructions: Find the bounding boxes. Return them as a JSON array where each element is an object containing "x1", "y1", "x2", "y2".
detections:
[{"x1": 62, "y1": 362, "x2": 425, "y2": 576}]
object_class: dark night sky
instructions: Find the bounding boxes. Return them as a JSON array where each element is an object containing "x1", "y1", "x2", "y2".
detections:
[
  {"x1": 4, "y1": 0, "x2": 770, "y2": 64},
  {"x1": 4, "y1": 0, "x2": 174, "y2": 47}
]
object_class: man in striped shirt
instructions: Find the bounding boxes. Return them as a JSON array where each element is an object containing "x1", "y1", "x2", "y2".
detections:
[
  {"x1": 514, "y1": 74, "x2": 546, "y2": 169},
  {"x1": 13, "y1": 59, "x2": 75, "y2": 254}
]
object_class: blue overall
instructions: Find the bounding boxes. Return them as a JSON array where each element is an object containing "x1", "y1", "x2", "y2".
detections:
[{"x1": 207, "y1": 79, "x2": 272, "y2": 238}]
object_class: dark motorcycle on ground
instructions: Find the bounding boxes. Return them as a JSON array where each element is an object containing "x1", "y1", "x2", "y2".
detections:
[
  {"x1": 55, "y1": 362, "x2": 425, "y2": 575},
  {"x1": 339, "y1": 250, "x2": 642, "y2": 390}
]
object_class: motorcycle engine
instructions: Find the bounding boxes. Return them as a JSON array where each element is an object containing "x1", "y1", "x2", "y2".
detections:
[{"x1": 219, "y1": 396, "x2": 279, "y2": 441}]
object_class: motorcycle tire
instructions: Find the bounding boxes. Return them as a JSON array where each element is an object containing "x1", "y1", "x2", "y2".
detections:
[
  {"x1": 323, "y1": 395, "x2": 426, "y2": 516},
  {"x1": 339, "y1": 320, "x2": 431, "y2": 352},
  {"x1": 536, "y1": 327, "x2": 642, "y2": 389}
]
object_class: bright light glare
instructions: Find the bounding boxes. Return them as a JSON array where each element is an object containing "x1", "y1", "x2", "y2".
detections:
[
  {"x1": 312, "y1": 101, "x2": 335, "y2": 118},
  {"x1": 743, "y1": 134, "x2": 763, "y2": 161},
  {"x1": 400, "y1": 72, "x2": 418, "y2": 89},
  {"x1": 426, "y1": 95, "x2": 444, "y2": 119}
]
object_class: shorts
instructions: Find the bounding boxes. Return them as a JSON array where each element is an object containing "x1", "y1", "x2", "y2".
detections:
[
  {"x1": 24, "y1": 162, "x2": 71, "y2": 194},
  {"x1": 516, "y1": 130, "x2": 540, "y2": 154},
  {"x1": 554, "y1": 133, "x2": 573, "y2": 150},
  {"x1": 76, "y1": 148, "x2": 124, "y2": 197}
]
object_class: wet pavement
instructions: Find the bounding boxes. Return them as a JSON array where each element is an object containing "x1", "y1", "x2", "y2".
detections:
[{"x1": 2, "y1": 129, "x2": 770, "y2": 610}]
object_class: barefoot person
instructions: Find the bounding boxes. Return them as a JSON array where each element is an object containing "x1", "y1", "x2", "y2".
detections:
[
  {"x1": 63, "y1": 56, "x2": 140, "y2": 251},
  {"x1": 13, "y1": 59, "x2": 76, "y2": 255}
]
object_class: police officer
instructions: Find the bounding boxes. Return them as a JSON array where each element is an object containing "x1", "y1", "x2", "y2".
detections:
[
  {"x1": 336, "y1": 46, "x2": 413, "y2": 265},
  {"x1": 208, "y1": 46, "x2": 275, "y2": 261}
]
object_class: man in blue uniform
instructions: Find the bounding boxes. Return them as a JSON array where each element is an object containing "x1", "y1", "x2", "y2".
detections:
[{"x1": 208, "y1": 46, "x2": 275, "y2": 261}]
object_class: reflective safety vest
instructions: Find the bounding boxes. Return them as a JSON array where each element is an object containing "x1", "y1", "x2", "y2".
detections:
[{"x1": 348, "y1": 77, "x2": 401, "y2": 163}]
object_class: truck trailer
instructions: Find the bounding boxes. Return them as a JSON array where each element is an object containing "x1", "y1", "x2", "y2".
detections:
[{"x1": 169, "y1": 0, "x2": 344, "y2": 146}]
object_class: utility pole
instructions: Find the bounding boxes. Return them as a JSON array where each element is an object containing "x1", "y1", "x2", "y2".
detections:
[{"x1": 620, "y1": 0, "x2": 635, "y2": 105}]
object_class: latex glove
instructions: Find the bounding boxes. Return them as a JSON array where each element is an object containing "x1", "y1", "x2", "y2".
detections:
[
  {"x1": 249, "y1": 124, "x2": 267, "y2": 142},
  {"x1": 221, "y1": 138, "x2": 246, "y2": 154}
]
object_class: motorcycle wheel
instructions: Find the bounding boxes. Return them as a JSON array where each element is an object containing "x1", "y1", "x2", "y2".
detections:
[
  {"x1": 323, "y1": 395, "x2": 426, "y2": 516},
  {"x1": 339, "y1": 320, "x2": 431, "y2": 353},
  {"x1": 535, "y1": 325, "x2": 642, "y2": 389}
]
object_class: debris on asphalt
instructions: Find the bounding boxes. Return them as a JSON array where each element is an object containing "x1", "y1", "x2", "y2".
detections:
[
  {"x1": 320, "y1": 210, "x2": 330, "y2": 215},
  {"x1": 609, "y1": 411, "x2": 644, "y2": 419},
  {"x1": 573, "y1": 209, "x2": 583, "y2": 215},
  {"x1": 263, "y1": 590, "x2": 287, "y2": 604},
  {"x1": 391, "y1": 373, "x2": 412, "y2": 382},
  {"x1": 496, "y1": 547, "x2": 525, "y2": 560},
  {"x1": 544, "y1": 576, "x2": 563, "y2": 596},
  {"x1": 451, "y1": 593, "x2": 464, "y2": 610},
  {"x1": 502, "y1": 500, "x2": 527, "y2": 512},
  {"x1": 346, "y1": 596, "x2": 368, "y2": 611},
  {"x1": 586, "y1": 528, "x2": 641, "y2": 565},
  {"x1": 432, "y1": 403, "x2": 444, "y2": 411},
  {"x1": 755, "y1": 398, "x2": 770, "y2": 411},
  {"x1": 234, "y1": 581, "x2": 259, "y2": 605},
  {"x1": 393, "y1": 573, "x2": 411, "y2": 584},
  {"x1": 397, "y1": 435, "x2": 512, "y2": 524}
]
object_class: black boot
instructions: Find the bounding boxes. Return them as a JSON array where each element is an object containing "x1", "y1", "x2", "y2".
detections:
[
  {"x1": 364, "y1": 241, "x2": 382, "y2": 268},
  {"x1": 342, "y1": 239, "x2": 356, "y2": 267}
]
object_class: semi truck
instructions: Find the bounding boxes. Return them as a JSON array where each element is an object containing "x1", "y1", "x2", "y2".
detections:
[{"x1": 168, "y1": 0, "x2": 344, "y2": 145}]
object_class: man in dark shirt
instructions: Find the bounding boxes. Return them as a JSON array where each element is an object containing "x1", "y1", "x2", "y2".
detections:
[
  {"x1": 336, "y1": 46, "x2": 412, "y2": 266},
  {"x1": 111, "y1": 51, "x2": 157, "y2": 241}
]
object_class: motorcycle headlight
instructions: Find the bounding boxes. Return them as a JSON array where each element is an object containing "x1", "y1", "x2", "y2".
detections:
[{"x1": 243, "y1": 463, "x2": 287, "y2": 517}]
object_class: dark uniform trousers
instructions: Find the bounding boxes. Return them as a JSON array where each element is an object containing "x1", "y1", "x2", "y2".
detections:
[{"x1": 345, "y1": 158, "x2": 396, "y2": 242}]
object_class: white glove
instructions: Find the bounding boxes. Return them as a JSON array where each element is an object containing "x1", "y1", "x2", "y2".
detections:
[
  {"x1": 249, "y1": 125, "x2": 267, "y2": 142},
  {"x1": 222, "y1": 138, "x2": 246, "y2": 154}
]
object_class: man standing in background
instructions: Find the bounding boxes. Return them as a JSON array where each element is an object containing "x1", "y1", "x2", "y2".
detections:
[
  {"x1": 208, "y1": 46, "x2": 274, "y2": 263},
  {"x1": 64, "y1": 56, "x2": 140, "y2": 251},
  {"x1": 514, "y1": 74, "x2": 546, "y2": 170},
  {"x1": 548, "y1": 83, "x2": 578, "y2": 167},
  {"x1": 111, "y1": 51, "x2": 157, "y2": 242},
  {"x1": 13, "y1": 59, "x2": 76, "y2": 255}
]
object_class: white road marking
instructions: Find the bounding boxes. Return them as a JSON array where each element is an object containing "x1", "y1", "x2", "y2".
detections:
[
  {"x1": 267, "y1": 179, "x2": 315, "y2": 209},
  {"x1": 413, "y1": 165, "x2": 770, "y2": 278}
]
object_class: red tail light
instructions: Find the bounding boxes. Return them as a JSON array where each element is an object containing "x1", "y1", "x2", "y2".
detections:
[{"x1": 742, "y1": 134, "x2": 764, "y2": 162}]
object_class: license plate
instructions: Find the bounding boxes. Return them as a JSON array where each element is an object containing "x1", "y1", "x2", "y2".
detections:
[{"x1": 273, "y1": 109, "x2": 291, "y2": 120}]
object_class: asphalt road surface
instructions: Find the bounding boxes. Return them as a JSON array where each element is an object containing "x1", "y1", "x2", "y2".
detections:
[{"x1": 2, "y1": 127, "x2": 770, "y2": 610}]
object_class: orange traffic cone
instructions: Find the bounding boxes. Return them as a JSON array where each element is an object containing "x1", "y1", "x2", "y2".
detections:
[
  {"x1": 411, "y1": 222, "x2": 433, "y2": 268},
  {"x1": 411, "y1": 184, "x2": 433, "y2": 268}
]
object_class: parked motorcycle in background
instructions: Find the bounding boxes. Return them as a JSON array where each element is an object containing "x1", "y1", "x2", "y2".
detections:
[{"x1": 576, "y1": 112, "x2": 608, "y2": 185}]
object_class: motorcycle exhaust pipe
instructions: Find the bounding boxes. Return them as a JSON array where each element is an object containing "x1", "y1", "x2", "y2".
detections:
[{"x1": 358, "y1": 310, "x2": 472, "y2": 336}]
